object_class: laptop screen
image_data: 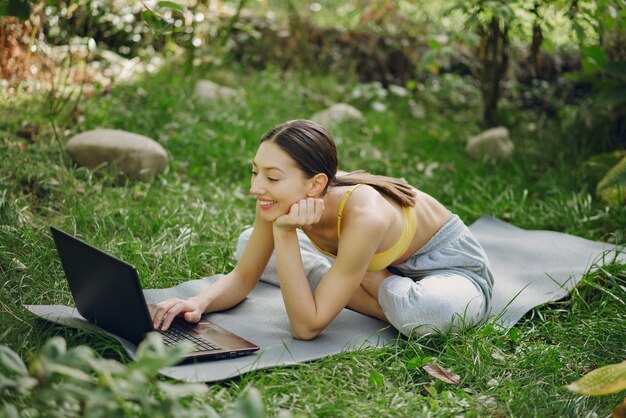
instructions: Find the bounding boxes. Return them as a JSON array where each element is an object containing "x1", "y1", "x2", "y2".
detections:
[{"x1": 51, "y1": 227, "x2": 154, "y2": 345}]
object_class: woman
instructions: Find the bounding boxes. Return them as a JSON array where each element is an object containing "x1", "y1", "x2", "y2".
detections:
[{"x1": 151, "y1": 120, "x2": 494, "y2": 339}]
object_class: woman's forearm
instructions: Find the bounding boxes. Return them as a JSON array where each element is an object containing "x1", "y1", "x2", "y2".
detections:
[
  {"x1": 272, "y1": 227, "x2": 321, "y2": 339},
  {"x1": 190, "y1": 270, "x2": 258, "y2": 314}
]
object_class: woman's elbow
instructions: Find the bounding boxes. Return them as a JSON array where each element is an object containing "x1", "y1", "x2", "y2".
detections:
[{"x1": 291, "y1": 326, "x2": 322, "y2": 341}]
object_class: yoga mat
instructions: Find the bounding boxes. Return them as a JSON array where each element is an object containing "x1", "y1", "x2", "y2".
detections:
[
  {"x1": 26, "y1": 216, "x2": 624, "y2": 382},
  {"x1": 471, "y1": 216, "x2": 624, "y2": 328},
  {"x1": 26, "y1": 278, "x2": 396, "y2": 382}
]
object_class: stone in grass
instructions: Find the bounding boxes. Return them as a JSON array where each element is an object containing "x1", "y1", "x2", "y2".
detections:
[
  {"x1": 194, "y1": 79, "x2": 240, "y2": 102},
  {"x1": 310, "y1": 103, "x2": 366, "y2": 130},
  {"x1": 66, "y1": 129, "x2": 168, "y2": 179},
  {"x1": 465, "y1": 127, "x2": 514, "y2": 162}
]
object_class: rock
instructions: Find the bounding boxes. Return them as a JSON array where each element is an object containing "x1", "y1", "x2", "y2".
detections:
[
  {"x1": 465, "y1": 127, "x2": 514, "y2": 161},
  {"x1": 310, "y1": 103, "x2": 365, "y2": 129},
  {"x1": 194, "y1": 79, "x2": 240, "y2": 102},
  {"x1": 66, "y1": 129, "x2": 168, "y2": 179}
]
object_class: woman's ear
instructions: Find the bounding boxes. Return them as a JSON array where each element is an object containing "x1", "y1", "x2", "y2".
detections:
[{"x1": 307, "y1": 173, "x2": 328, "y2": 197}]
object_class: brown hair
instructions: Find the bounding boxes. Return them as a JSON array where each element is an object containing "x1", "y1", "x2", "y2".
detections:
[{"x1": 261, "y1": 119, "x2": 416, "y2": 207}]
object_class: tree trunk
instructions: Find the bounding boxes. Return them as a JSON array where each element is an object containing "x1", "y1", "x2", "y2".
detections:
[
  {"x1": 530, "y1": 23, "x2": 543, "y2": 78},
  {"x1": 529, "y1": 0, "x2": 544, "y2": 78},
  {"x1": 478, "y1": 17, "x2": 510, "y2": 128}
]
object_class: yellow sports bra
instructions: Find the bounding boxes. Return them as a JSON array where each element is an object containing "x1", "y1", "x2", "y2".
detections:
[{"x1": 303, "y1": 184, "x2": 418, "y2": 272}]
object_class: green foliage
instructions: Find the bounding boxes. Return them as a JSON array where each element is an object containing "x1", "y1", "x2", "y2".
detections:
[
  {"x1": 574, "y1": 46, "x2": 626, "y2": 109},
  {"x1": 0, "y1": 334, "x2": 222, "y2": 417},
  {"x1": 440, "y1": 0, "x2": 626, "y2": 130},
  {"x1": 449, "y1": 0, "x2": 518, "y2": 127},
  {"x1": 142, "y1": 1, "x2": 193, "y2": 37},
  {"x1": 0, "y1": 0, "x2": 31, "y2": 20},
  {"x1": 452, "y1": 0, "x2": 517, "y2": 28},
  {"x1": 562, "y1": 1, "x2": 626, "y2": 149},
  {"x1": 568, "y1": 0, "x2": 626, "y2": 45},
  {"x1": 40, "y1": 0, "x2": 207, "y2": 60},
  {"x1": 0, "y1": 332, "x2": 270, "y2": 417},
  {"x1": 2, "y1": 21, "x2": 626, "y2": 416},
  {"x1": 41, "y1": 0, "x2": 152, "y2": 57}
]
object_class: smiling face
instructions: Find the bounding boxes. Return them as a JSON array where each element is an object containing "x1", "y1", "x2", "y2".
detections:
[{"x1": 250, "y1": 141, "x2": 313, "y2": 222}]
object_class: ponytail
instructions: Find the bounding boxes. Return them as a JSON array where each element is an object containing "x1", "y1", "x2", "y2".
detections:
[{"x1": 333, "y1": 171, "x2": 416, "y2": 207}]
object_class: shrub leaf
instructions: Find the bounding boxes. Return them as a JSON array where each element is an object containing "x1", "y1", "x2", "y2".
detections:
[
  {"x1": 597, "y1": 155, "x2": 626, "y2": 205},
  {"x1": 0, "y1": 345, "x2": 28, "y2": 375}
]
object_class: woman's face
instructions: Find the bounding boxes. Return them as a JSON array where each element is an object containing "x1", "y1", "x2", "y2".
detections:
[{"x1": 250, "y1": 141, "x2": 311, "y2": 222}]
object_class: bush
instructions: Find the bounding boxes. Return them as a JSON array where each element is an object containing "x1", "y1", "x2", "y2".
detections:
[{"x1": 0, "y1": 334, "x2": 265, "y2": 417}]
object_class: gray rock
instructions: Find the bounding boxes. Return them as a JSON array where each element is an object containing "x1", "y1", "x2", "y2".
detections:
[
  {"x1": 465, "y1": 127, "x2": 514, "y2": 161},
  {"x1": 194, "y1": 79, "x2": 240, "y2": 102},
  {"x1": 310, "y1": 103, "x2": 365, "y2": 129},
  {"x1": 66, "y1": 129, "x2": 168, "y2": 179}
]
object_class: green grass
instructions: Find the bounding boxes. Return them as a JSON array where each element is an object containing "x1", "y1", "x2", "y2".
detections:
[{"x1": 1, "y1": 60, "x2": 625, "y2": 417}]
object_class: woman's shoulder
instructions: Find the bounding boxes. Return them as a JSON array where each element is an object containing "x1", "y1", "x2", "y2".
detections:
[
  {"x1": 351, "y1": 183, "x2": 399, "y2": 205},
  {"x1": 339, "y1": 184, "x2": 393, "y2": 224},
  {"x1": 335, "y1": 187, "x2": 390, "y2": 246},
  {"x1": 328, "y1": 183, "x2": 381, "y2": 207}
]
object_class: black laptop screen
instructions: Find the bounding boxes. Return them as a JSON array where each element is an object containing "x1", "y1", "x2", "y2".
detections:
[{"x1": 51, "y1": 227, "x2": 154, "y2": 345}]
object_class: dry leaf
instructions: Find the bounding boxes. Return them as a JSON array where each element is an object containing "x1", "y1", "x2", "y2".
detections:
[
  {"x1": 422, "y1": 363, "x2": 461, "y2": 384},
  {"x1": 422, "y1": 384, "x2": 435, "y2": 397},
  {"x1": 613, "y1": 398, "x2": 626, "y2": 418}
]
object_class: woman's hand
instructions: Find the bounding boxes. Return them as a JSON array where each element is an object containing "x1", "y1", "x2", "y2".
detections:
[
  {"x1": 273, "y1": 197, "x2": 325, "y2": 231},
  {"x1": 149, "y1": 297, "x2": 203, "y2": 331}
]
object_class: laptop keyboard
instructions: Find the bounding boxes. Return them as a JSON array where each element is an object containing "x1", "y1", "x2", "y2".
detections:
[{"x1": 158, "y1": 325, "x2": 221, "y2": 352}]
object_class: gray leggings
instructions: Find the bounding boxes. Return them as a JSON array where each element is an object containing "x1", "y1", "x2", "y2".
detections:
[{"x1": 235, "y1": 214, "x2": 494, "y2": 337}]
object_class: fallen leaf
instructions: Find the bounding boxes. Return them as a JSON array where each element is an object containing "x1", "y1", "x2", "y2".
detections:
[
  {"x1": 567, "y1": 360, "x2": 626, "y2": 395},
  {"x1": 422, "y1": 363, "x2": 461, "y2": 384},
  {"x1": 422, "y1": 384, "x2": 436, "y2": 397},
  {"x1": 613, "y1": 398, "x2": 626, "y2": 418}
]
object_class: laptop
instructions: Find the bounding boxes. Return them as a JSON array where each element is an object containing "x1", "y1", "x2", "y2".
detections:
[{"x1": 50, "y1": 226, "x2": 259, "y2": 362}]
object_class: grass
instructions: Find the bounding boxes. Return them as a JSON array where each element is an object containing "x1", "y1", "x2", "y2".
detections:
[{"x1": 1, "y1": 59, "x2": 625, "y2": 417}]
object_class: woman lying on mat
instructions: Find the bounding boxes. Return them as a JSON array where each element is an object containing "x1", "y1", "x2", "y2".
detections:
[{"x1": 150, "y1": 120, "x2": 494, "y2": 339}]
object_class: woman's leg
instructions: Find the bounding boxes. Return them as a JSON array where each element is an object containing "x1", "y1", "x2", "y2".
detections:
[
  {"x1": 235, "y1": 227, "x2": 332, "y2": 291},
  {"x1": 378, "y1": 272, "x2": 485, "y2": 337},
  {"x1": 346, "y1": 270, "x2": 394, "y2": 321}
]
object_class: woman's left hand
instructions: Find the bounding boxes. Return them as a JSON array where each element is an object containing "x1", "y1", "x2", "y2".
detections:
[
  {"x1": 148, "y1": 297, "x2": 203, "y2": 331},
  {"x1": 274, "y1": 198, "x2": 324, "y2": 231}
]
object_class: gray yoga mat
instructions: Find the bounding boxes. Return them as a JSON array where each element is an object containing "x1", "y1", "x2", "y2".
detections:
[
  {"x1": 471, "y1": 216, "x2": 624, "y2": 327},
  {"x1": 26, "y1": 278, "x2": 394, "y2": 382},
  {"x1": 26, "y1": 215, "x2": 624, "y2": 383}
]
